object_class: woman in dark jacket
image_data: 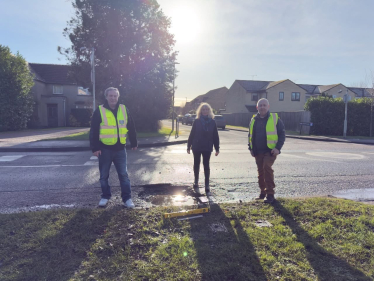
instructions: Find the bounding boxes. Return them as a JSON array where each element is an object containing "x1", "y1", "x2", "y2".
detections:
[{"x1": 187, "y1": 103, "x2": 220, "y2": 196}]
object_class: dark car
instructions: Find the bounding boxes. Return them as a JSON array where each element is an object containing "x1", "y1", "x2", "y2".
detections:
[
  {"x1": 182, "y1": 114, "x2": 196, "y2": 125},
  {"x1": 214, "y1": 115, "x2": 226, "y2": 129},
  {"x1": 176, "y1": 115, "x2": 184, "y2": 122}
]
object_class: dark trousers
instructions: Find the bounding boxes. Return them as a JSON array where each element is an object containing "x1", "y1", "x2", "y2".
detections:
[
  {"x1": 193, "y1": 151, "x2": 211, "y2": 186},
  {"x1": 255, "y1": 152, "x2": 277, "y2": 195}
]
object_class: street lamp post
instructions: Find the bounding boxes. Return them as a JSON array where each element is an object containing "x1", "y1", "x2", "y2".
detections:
[
  {"x1": 172, "y1": 62, "x2": 180, "y2": 132},
  {"x1": 370, "y1": 94, "x2": 373, "y2": 137},
  {"x1": 339, "y1": 89, "x2": 349, "y2": 138},
  {"x1": 80, "y1": 47, "x2": 95, "y2": 110}
]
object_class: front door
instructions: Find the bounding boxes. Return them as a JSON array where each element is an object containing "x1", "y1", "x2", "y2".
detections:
[{"x1": 47, "y1": 104, "x2": 58, "y2": 127}]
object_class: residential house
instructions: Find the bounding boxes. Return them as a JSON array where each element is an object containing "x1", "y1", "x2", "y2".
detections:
[
  {"x1": 28, "y1": 63, "x2": 92, "y2": 127},
  {"x1": 183, "y1": 86, "x2": 228, "y2": 113},
  {"x1": 225, "y1": 79, "x2": 367, "y2": 114}
]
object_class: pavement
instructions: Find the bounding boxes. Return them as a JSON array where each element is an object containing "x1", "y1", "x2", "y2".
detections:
[
  {"x1": 0, "y1": 127, "x2": 188, "y2": 152},
  {"x1": 0, "y1": 126, "x2": 373, "y2": 152}
]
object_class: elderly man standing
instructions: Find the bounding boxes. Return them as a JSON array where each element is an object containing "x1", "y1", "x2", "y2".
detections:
[
  {"x1": 248, "y1": 98, "x2": 285, "y2": 203},
  {"x1": 90, "y1": 87, "x2": 138, "y2": 208}
]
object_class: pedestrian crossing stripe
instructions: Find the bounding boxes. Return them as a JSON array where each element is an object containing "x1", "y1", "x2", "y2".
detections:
[{"x1": 0, "y1": 155, "x2": 25, "y2": 162}]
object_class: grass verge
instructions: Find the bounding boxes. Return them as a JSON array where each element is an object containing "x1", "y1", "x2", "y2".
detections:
[
  {"x1": 48, "y1": 126, "x2": 182, "y2": 140},
  {"x1": 1, "y1": 198, "x2": 373, "y2": 280}
]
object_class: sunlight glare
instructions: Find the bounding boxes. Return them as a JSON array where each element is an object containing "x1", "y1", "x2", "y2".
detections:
[{"x1": 169, "y1": 6, "x2": 201, "y2": 44}]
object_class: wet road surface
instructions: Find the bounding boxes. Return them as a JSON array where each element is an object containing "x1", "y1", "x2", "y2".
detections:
[{"x1": 0, "y1": 127, "x2": 373, "y2": 213}]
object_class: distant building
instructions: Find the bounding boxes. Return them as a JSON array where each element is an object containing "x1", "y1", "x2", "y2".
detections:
[
  {"x1": 183, "y1": 86, "x2": 228, "y2": 113},
  {"x1": 28, "y1": 63, "x2": 92, "y2": 127}
]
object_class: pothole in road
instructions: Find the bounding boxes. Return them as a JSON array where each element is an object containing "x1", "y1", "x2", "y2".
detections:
[
  {"x1": 331, "y1": 188, "x2": 374, "y2": 203},
  {"x1": 137, "y1": 184, "x2": 197, "y2": 206}
]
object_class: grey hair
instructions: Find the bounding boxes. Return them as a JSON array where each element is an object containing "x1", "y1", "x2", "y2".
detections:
[
  {"x1": 257, "y1": 98, "x2": 269, "y2": 106},
  {"x1": 104, "y1": 87, "x2": 120, "y2": 98}
]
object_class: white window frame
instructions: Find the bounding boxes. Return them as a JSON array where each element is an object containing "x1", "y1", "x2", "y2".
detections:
[
  {"x1": 291, "y1": 92, "x2": 300, "y2": 101},
  {"x1": 279, "y1": 92, "x2": 284, "y2": 101},
  {"x1": 53, "y1": 85, "x2": 63, "y2": 95}
]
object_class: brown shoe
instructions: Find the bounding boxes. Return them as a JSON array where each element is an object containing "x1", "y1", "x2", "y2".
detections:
[
  {"x1": 264, "y1": 194, "x2": 275, "y2": 203},
  {"x1": 255, "y1": 193, "x2": 266, "y2": 200}
]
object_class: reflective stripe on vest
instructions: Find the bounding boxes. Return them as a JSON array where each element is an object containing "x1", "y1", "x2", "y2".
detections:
[
  {"x1": 99, "y1": 104, "x2": 128, "y2": 145},
  {"x1": 249, "y1": 113, "x2": 279, "y2": 150}
]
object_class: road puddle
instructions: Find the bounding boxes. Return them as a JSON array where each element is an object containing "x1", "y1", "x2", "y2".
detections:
[
  {"x1": 137, "y1": 184, "x2": 197, "y2": 206},
  {"x1": 332, "y1": 188, "x2": 374, "y2": 202},
  {"x1": 145, "y1": 194, "x2": 196, "y2": 206}
]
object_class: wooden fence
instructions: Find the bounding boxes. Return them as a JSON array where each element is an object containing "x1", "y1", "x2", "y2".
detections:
[{"x1": 222, "y1": 111, "x2": 311, "y2": 134}]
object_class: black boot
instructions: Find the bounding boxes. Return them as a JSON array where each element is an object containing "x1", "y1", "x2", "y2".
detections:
[{"x1": 204, "y1": 169, "x2": 210, "y2": 194}]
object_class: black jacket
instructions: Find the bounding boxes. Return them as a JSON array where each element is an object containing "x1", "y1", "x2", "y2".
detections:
[
  {"x1": 90, "y1": 101, "x2": 137, "y2": 152},
  {"x1": 248, "y1": 111, "x2": 285, "y2": 156},
  {"x1": 187, "y1": 117, "x2": 220, "y2": 152}
]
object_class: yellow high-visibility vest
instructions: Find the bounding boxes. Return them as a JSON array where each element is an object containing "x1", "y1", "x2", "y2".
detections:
[
  {"x1": 249, "y1": 113, "x2": 278, "y2": 149},
  {"x1": 98, "y1": 104, "x2": 128, "y2": 145}
]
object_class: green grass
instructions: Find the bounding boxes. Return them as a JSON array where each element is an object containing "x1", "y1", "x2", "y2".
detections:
[
  {"x1": 1, "y1": 198, "x2": 373, "y2": 280},
  {"x1": 48, "y1": 126, "x2": 183, "y2": 140}
]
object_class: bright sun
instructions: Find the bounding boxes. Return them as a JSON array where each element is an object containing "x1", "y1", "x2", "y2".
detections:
[{"x1": 169, "y1": 6, "x2": 201, "y2": 44}]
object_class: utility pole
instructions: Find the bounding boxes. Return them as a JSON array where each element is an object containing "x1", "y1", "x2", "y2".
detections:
[
  {"x1": 343, "y1": 89, "x2": 348, "y2": 138},
  {"x1": 370, "y1": 94, "x2": 373, "y2": 137},
  {"x1": 250, "y1": 75, "x2": 257, "y2": 80},
  {"x1": 91, "y1": 48, "x2": 95, "y2": 110},
  {"x1": 80, "y1": 46, "x2": 95, "y2": 110},
  {"x1": 172, "y1": 62, "x2": 180, "y2": 132}
]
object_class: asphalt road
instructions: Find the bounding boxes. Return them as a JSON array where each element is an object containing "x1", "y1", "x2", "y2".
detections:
[{"x1": 0, "y1": 123, "x2": 373, "y2": 213}]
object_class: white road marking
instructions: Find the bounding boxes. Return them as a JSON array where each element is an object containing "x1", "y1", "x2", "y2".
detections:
[
  {"x1": 84, "y1": 161, "x2": 98, "y2": 166},
  {"x1": 281, "y1": 153, "x2": 341, "y2": 163},
  {"x1": 0, "y1": 155, "x2": 25, "y2": 162},
  {"x1": 306, "y1": 152, "x2": 365, "y2": 160},
  {"x1": 166, "y1": 150, "x2": 246, "y2": 154},
  {"x1": 0, "y1": 165, "x2": 84, "y2": 168}
]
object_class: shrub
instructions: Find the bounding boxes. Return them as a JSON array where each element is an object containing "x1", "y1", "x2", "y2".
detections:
[
  {"x1": 69, "y1": 108, "x2": 92, "y2": 127},
  {"x1": 305, "y1": 96, "x2": 373, "y2": 136}
]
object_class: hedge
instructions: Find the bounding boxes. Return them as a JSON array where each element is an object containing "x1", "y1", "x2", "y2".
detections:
[
  {"x1": 305, "y1": 96, "x2": 374, "y2": 136},
  {"x1": 69, "y1": 108, "x2": 92, "y2": 127}
]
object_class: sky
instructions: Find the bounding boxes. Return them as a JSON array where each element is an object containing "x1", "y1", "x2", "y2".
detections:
[{"x1": 1, "y1": 0, "x2": 374, "y2": 106}]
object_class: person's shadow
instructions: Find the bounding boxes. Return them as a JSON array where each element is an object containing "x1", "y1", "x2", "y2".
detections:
[
  {"x1": 6, "y1": 208, "x2": 115, "y2": 281},
  {"x1": 189, "y1": 204, "x2": 267, "y2": 281},
  {"x1": 272, "y1": 201, "x2": 371, "y2": 281}
]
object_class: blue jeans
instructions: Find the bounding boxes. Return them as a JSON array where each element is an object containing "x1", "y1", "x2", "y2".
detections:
[{"x1": 98, "y1": 148, "x2": 131, "y2": 202}]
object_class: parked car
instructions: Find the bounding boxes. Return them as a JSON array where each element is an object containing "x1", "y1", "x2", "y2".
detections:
[
  {"x1": 214, "y1": 115, "x2": 226, "y2": 129},
  {"x1": 182, "y1": 114, "x2": 196, "y2": 125},
  {"x1": 176, "y1": 115, "x2": 184, "y2": 122}
]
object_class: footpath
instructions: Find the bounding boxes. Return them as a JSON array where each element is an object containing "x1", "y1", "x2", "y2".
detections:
[
  {"x1": 0, "y1": 128, "x2": 188, "y2": 152},
  {"x1": 0, "y1": 126, "x2": 373, "y2": 152}
]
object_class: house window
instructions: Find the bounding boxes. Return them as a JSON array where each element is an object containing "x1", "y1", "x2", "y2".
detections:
[
  {"x1": 53, "y1": 85, "x2": 63, "y2": 94},
  {"x1": 279, "y1": 92, "x2": 284, "y2": 101},
  {"x1": 251, "y1": 93, "x2": 258, "y2": 101},
  {"x1": 291, "y1": 92, "x2": 300, "y2": 101}
]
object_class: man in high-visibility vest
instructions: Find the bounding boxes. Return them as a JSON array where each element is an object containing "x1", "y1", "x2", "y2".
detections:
[
  {"x1": 248, "y1": 98, "x2": 285, "y2": 203},
  {"x1": 90, "y1": 87, "x2": 138, "y2": 208}
]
